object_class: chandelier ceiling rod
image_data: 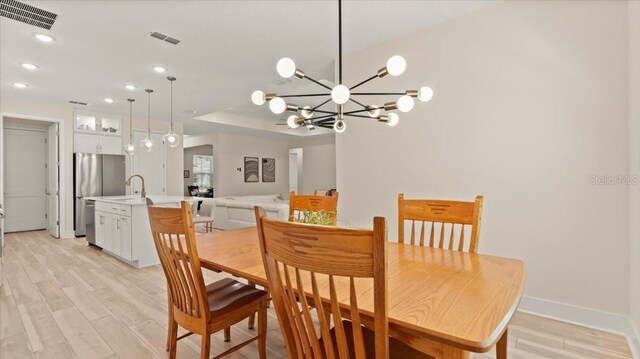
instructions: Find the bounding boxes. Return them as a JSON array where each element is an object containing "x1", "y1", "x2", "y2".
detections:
[{"x1": 338, "y1": 0, "x2": 342, "y2": 84}]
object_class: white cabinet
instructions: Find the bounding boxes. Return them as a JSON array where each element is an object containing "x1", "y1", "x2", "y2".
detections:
[
  {"x1": 95, "y1": 204, "x2": 132, "y2": 261},
  {"x1": 74, "y1": 110, "x2": 122, "y2": 155},
  {"x1": 119, "y1": 216, "x2": 132, "y2": 261},
  {"x1": 74, "y1": 133, "x2": 122, "y2": 155},
  {"x1": 96, "y1": 212, "x2": 106, "y2": 248},
  {"x1": 99, "y1": 135, "x2": 122, "y2": 154},
  {"x1": 75, "y1": 110, "x2": 121, "y2": 135}
]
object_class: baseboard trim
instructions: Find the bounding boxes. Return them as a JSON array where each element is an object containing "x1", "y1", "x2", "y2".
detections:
[
  {"x1": 630, "y1": 318, "x2": 640, "y2": 359},
  {"x1": 519, "y1": 295, "x2": 640, "y2": 358}
]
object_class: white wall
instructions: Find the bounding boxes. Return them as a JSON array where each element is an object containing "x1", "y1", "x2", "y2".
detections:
[
  {"x1": 291, "y1": 134, "x2": 336, "y2": 195},
  {"x1": 0, "y1": 96, "x2": 184, "y2": 236},
  {"x1": 629, "y1": 0, "x2": 640, "y2": 343},
  {"x1": 337, "y1": 0, "x2": 630, "y2": 320},
  {"x1": 185, "y1": 131, "x2": 337, "y2": 199},
  {"x1": 185, "y1": 131, "x2": 291, "y2": 198}
]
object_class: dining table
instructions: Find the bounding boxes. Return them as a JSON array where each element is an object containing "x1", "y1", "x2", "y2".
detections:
[{"x1": 195, "y1": 227, "x2": 525, "y2": 359}]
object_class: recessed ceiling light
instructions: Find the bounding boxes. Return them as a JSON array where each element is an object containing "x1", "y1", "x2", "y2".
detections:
[
  {"x1": 153, "y1": 66, "x2": 167, "y2": 73},
  {"x1": 182, "y1": 109, "x2": 198, "y2": 115},
  {"x1": 34, "y1": 33, "x2": 55, "y2": 42},
  {"x1": 14, "y1": 83, "x2": 28, "y2": 88},
  {"x1": 104, "y1": 98, "x2": 114, "y2": 103},
  {"x1": 124, "y1": 84, "x2": 136, "y2": 90},
  {"x1": 21, "y1": 63, "x2": 38, "y2": 70}
]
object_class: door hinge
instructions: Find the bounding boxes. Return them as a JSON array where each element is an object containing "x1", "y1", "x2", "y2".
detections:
[
  {"x1": 44, "y1": 138, "x2": 47, "y2": 143},
  {"x1": 45, "y1": 213, "x2": 48, "y2": 219},
  {"x1": 56, "y1": 220, "x2": 59, "y2": 225},
  {"x1": 45, "y1": 163, "x2": 48, "y2": 169}
]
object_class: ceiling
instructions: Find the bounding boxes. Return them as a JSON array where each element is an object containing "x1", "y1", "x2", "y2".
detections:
[{"x1": 1, "y1": 0, "x2": 495, "y2": 136}]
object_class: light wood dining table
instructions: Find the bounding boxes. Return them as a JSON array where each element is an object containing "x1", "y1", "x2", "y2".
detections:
[{"x1": 195, "y1": 227, "x2": 525, "y2": 359}]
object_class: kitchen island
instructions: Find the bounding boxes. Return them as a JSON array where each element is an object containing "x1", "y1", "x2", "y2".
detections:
[{"x1": 86, "y1": 195, "x2": 196, "y2": 268}]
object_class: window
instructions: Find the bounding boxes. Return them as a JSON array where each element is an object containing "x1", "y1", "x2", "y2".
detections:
[{"x1": 193, "y1": 155, "x2": 213, "y2": 188}]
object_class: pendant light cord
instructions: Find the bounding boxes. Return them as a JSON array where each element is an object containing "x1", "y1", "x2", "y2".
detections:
[
  {"x1": 129, "y1": 101, "x2": 133, "y2": 142},
  {"x1": 147, "y1": 91, "x2": 151, "y2": 136},
  {"x1": 170, "y1": 80, "x2": 173, "y2": 131}
]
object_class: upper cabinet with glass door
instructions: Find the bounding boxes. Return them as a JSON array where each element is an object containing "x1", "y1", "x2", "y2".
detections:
[{"x1": 74, "y1": 110, "x2": 121, "y2": 136}]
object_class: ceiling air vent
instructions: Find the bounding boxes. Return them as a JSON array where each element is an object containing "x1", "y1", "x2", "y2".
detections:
[
  {"x1": 0, "y1": 0, "x2": 57, "y2": 30},
  {"x1": 69, "y1": 100, "x2": 89, "y2": 106},
  {"x1": 149, "y1": 31, "x2": 181, "y2": 45}
]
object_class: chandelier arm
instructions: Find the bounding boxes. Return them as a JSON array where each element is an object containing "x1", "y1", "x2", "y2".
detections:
[
  {"x1": 279, "y1": 93, "x2": 331, "y2": 98},
  {"x1": 317, "y1": 124, "x2": 335, "y2": 129},
  {"x1": 343, "y1": 108, "x2": 373, "y2": 115},
  {"x1": 311, "y1": 109, "x2": 339, "y2": 115},
  {"x1": 349, "y1": 98, "x2": 368, "y2": 109},
  {"x1": 311, "y1": 114, "x2": 337, "y2": 121},
  {"x1": 351, "y1": 92, "x2": 406, "y2": 96},
  {"x1": 312, "y1": 99, "x2": 332, "y2": 110},
  {"x1": 344, "y1": 113, "x2": 377, "y2": 119},
  {"x1": 304, "y1": 75, "x2": 332, "y2": 90},
  {"x1": 316, "y1": 118, "x2": 336, "y2": 124},
  {"x1": 349, "y1": 74, "x2": 378, "y2": 90}
]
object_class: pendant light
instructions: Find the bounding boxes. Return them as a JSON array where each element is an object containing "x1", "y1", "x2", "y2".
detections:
[
  {"x1": 141, "y1": 89, "x2": 154, "y2": 152},
  {"x1": 163, "y1": 76, "x2": 181, "y2": 147},
  {"x1": 124, "y1": 98, "x2": 136, "y2": 155}
]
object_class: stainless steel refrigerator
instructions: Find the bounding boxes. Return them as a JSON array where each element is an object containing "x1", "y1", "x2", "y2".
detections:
[{"x1": 74, "y1": 153, "x2": 126, "y2": 236}]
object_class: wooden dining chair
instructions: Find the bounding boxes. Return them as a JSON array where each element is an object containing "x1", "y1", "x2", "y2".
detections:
[
  {"x1": 289, "y1": 191, "x2": 339, "y2": 225},
  {"x1": 147, "y1": 201, "x2": 269, "y2": 359},
  {"x1": 398, "y1": 193, "x2": 484, "y2": 253},
  {"x1": 255, "y1": 207, "x2": 431, "y2": 359}
]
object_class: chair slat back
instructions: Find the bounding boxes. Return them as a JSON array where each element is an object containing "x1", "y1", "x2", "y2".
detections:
[
  {"x1": 147, "y1": 201, "x2": 209, "y2": 325},
  {"x1": 289, "y1": 191, "x2": 339, "y2": 225},
  {"x1": 256, "y1": 207, "x2": 388, "y2": 359},
  {"x1": 398, "y1": 194, "x2": 483, "y2": 253}
]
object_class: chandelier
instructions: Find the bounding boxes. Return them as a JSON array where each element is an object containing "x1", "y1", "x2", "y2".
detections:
[{"x1": 251, "y1": 0, "x2": 433, "y2": 133}]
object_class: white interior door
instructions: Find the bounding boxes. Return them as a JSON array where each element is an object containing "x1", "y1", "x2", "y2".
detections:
[
  {"x1": 132, "y1": 130, "x2": 165, "y2": 196},
  {"x1": 4, "y1": 129, "x2": 48, "y2": 232},
  {"x1": 47, "y1": 123, "x2": 59, "y2": 238}
]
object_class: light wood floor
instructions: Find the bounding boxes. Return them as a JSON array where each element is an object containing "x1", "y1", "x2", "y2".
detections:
[{"x1": 0, "y1": 230, "x2": 633, "y2": 359}]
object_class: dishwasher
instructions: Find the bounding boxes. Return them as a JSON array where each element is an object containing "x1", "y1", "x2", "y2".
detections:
[{"x1": 84, "y1": 200, "x2": 98, "y2": 247}]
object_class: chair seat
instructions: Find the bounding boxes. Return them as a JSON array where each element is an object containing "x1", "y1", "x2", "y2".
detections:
[
  {"x1": 321, "y1": 320, "x2": 433, "y2": 359},
  {"x1": 205, "y1": 278, "x2": 268, "y2": 316},
  {"x1": 193, "y1": 216, "x2": 214, "y2": 223}
]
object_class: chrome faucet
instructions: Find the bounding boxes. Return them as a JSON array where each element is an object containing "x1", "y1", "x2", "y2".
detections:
[{"x1": 125, "y1": 175, "x2": 146, "y2": 198}]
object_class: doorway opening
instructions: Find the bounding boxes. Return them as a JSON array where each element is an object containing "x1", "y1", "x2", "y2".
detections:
[
  {"x1": 289, "y1": 148, "x2": 303, "y2": 195},
  {"x1": 1, "y1": 116, "x2": 61, "y2": 239}
]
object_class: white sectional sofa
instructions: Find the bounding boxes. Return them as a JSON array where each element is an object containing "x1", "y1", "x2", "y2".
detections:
[{"x1": 213, "y1": 194, "x2": 289, "y2": 230}]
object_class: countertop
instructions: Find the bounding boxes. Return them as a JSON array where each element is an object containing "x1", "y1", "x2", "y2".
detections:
[{"x1": 85, "y1": 195, "x2": 198, "y2": 206}]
